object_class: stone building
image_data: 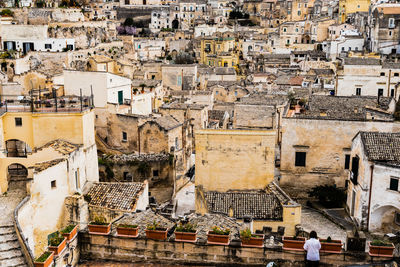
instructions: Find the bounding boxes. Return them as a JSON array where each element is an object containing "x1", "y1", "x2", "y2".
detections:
[
  {"x1": 0, "y1": 107, "x2": 99, "y2": 261},
  {"x1": 347, "y1": 132, "x2": 400, "y2": 232},
  {"x1": 336, "y1": 57, "x2": 400, "y2": 99},
  {"x1": 280, "y1": 95, "x2": 399, "y2": 198},
  {"x1": 195, "y1": 129, "x2": 301, "y2": 235},
  {"x1": 368, "y1": 4, "x2": 400, "y2": 55}
]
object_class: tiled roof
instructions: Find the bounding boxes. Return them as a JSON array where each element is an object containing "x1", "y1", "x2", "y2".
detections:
[
  {"x1": 204, "y1": 190, "x2": 283, "y2": 220},
  {"x1": 208, "y1": 110, "x2": 226, "y2": 121},
  {"x1": 39, "y1": 140, "x2": 81, "y2": 155},
  {"x1": 295, "y1": 95, "x2": 394, "y2": 121},
  {"x1": 86, "y1": 182, "x2": 145, "y2": 211},
  {"x1": 33, "y1": 158, "x2": 66, "y2": 173},
  {"x1": 360, "y1": 132, "x2": 400, "y2": 166},
  {"x1": 152, "y1": 115, "x2": 182, "y2": 131},
  {"x1": 344, "y1": 57, "x2": 380, "y2": 66}
]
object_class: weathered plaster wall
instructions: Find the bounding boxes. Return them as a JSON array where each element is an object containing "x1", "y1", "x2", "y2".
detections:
[{"x1": 195, "y1": 129, "x2": 276, "y2": 191}]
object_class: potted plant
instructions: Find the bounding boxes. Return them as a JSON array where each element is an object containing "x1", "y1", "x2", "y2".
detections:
[
  {"x1": 368, "y1": 240, "x2": 395, "y2": 257},
  {"x1": 282, "y1": 234, "x2": 306, "y2": 251},
  {"x1": 60, "y1": 224, "x2": 78, "y2": 241},
  {"x1": 116, "y1": 223, "x2": 139, "y2": 237},
  {"x1": 207, "y1": 226, "x2": 230, "y2": 245},
  {"x1": 48, "y1": 232, "x2": 67, "y2": 256},
  {"x1": 145, "y1": 221, "x2": 168, "y2": 240},
  {"x1": 34, "y1": 251, "x2": 54, "y2": 267},
  {"x1": 175, "y1": 222, "x2": 197, "y2": 242},
  {"x1": 240, "y1": 228, "x2": 264, "y2": 248},
  {"x1": 88, "y1": 215, "x2": 111, "y2": 235},
  {"x1": 320, "y1": 236, "x2": 343, "y2": 253}
]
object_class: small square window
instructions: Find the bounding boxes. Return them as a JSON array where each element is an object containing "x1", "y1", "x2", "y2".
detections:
[
  {"x1": 395, "y1": 73, "x2": 399, "y2": 77},
  {"x1": 15, "y1": 117, "x2": 22, "y2": 126},
  {"x1": 295, "y1": 152, "x2": 306, "y2": 167},
  {"x1": 51, "y1": 180, "x2": 57, "y2": 189},
  {"x1": 153, "y1": 170, "x2": 159, "y2": 177},
  {"x1": 390, "y1": 177, "x2": 399, "y2": 191},
  {"x1": 380, "y1": 72, "x2": 385, "y2": 76}
]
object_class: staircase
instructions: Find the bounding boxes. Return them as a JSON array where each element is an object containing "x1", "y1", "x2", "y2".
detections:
[
  {"x1": 0, "y1": 190, "x2": 28, "y2": 267},
  {"x1": 0, "y1": 225, "x2": 27, "y2": 267}
]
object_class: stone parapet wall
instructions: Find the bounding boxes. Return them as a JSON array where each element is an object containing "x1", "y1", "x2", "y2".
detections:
[{"x1": 79, "y1": 232, "x2": 380, "y2": 266}]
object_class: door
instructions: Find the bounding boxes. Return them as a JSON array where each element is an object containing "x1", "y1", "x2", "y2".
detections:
[
  {"x1": 351, "y1": 190, "x2": 356, "y2": 216},
  {"x1": 118, "y1": 91, "x2": 123, "y2": 105}
]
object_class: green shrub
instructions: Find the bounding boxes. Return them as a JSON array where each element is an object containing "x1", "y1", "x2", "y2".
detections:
[
  {"x1": 0, "y1": 9, "x2": 13, "y2": 16},
  {"x1": 35, "y1": 251, "x2": 52, "y2": 262},
  {"x1": 91, "y1": 215, "x2": 108, "y2": 225},
  {"x1": 118, "y1": 223, "x2": 138, "y2": 228},
  {"x1": 240, "y1": 228, "x2": 258, "y2": 239},
  {"x1": 60, "y1": 224, "x2": 76, "y2": 234},
  {"x1": 176, "y1": 223, "x2": 196, "y2": 233},
  {"x1": 48, "y1": 232, "x2": 64, "y2": 247},
  {"x1": 308, "y1": 185, "x2": 346, "y2": 208},
  {"x1": 371, "y1": 240, "x2": 392, "y2": 246},
  {"x1": 211, "y1": 226, "x2": 230, "y2": 235}
]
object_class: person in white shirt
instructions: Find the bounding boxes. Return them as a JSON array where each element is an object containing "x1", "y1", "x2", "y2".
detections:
[{"x1": 303, "y1": 231, "x2": 321, "y2": 267}]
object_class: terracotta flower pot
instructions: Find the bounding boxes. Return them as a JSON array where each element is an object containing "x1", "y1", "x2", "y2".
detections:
[
  {"x1": 88, "y1": 223, "x2": 111, "y2": 235},
  {"x1": 34, "y1": 251, "x2": 54, "y2": 267},
  {"x1": 241, "y1": 234, "x2": 264, "y2": 248},
  {"x1": 62, "y1": 225, "x2": 78, "y2": 241},
  {"x1": 282, "y1": 236, "x2": 306, "y2": 251},
  {"x1": 320, "y1": 239, "x2": 343, "y2": 253},
  {"x1": 175, "y1": 231, "x2": 197, "y2": 242},
  {"x1": 368, "y1": 241, "x2": 395, "y2": 257},
  {"x1": 117, "y1": 226, "x2": 139, "y2": 237},
  {"x1": 48, "y1": 237, "x2": 67, "y2": 256},
  {"x1": 145, "y1": 229, "x2": 168, "y2": 240},
  {"x1": 207, "y1": 231, "x2": 229, "y2": 245}
]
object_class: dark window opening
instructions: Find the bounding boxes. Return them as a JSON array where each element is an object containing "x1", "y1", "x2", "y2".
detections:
[
  {"x1": 351, "y1": 156, "x2": 359, "y2": 185},
  {"x1": 51, "y1": 180, "x2": 57, "y2": 189},
  {"x1": 122, "y1": 131, "x2": 127, "y2": 141},
  {"x1": 153, "y1": 170, "x2": 159, "y2": 177},
  {"x1": 295, "y1": 152, "x2": 306, "y2": 167},
  {"x1": 378, "y1": 89, "x2": 384, "y2": 97},
  {"x1": 390, "y1": 177, "x2": 399, "y2": 191},
  {"x1": 15, "y1": 117, "x2": 22, "y2": 126},
  {"x1": 345, "y1": 154, "x2": 350, "y2": 169},
  {"x1": 380, "y1": 72, "x2": 385, "y2": 76}
]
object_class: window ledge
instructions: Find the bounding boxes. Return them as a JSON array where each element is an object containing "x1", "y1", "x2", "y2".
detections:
[{"x1": 122, "y1": 140, "x2": 127, "y2": 143}]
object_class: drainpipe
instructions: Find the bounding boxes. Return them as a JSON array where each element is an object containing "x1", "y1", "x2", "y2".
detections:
[
  {"x1": 138, "y1": 126, "x2": 141, "y2": 155},
  {"x1": 388, "y1": 69, "x2": 392, "y2": 97},
  {"x1": 367, "y1": 164, "x2": 374, "y2": 231}
]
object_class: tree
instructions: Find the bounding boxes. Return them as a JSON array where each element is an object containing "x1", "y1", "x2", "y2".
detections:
[{"x1": 123, "y1": 18, "x2": 134, "y2": 26}]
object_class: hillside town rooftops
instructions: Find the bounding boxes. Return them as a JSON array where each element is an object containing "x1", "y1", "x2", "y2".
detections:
[
  {"x1": 343, "y1": 57, "x2": 380, "y2": 66},
  {"x1": 39, "y1": 139, "x2": 81, "y2": 155},
  {"x1": 86, "y1": 182, "x2": 146, "y2": 211}
]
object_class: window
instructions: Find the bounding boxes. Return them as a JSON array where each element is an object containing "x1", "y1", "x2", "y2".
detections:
[
  {"x1": 215, "y1": 91, "x2": 219, "y2": 95},
  {"x1": 390, "y1": 177, "x2": 399, "y2": 191},
  {"x1": 153, "y1": 170, "x2": 159, "y2": 177},
  {"x1": 175, "y1": 137, "x2": 179, "y2": 150},
  {"x1": 15, "y1": 117, "x2": 22, "y2": 126},
  {"x1": 297, "y1": 10, "x2": 301, "y2": 16},
  {"x1": 152, "y1": 75, "x2": 155, "y2": 79},
  {"x1": 51, "y1": 180, "x2": 57, "y2": 189},
  {"x1": 75, "y1": 169, "x2": 80, "y2": 190},
  {"x1": 283, "y1": 27, "x2": 287, "y2": 32},
  {"x1": 389, "y1": 31, "x2": 392, "y2": 36},
  {"x1": 123, "y1": 172, "x2": 130, "y2": 181},
  {"x1": 295, "y1": 152, "x2": 306, "y2": 167},
  {"x1": 122, "y1": 131, "x2": 127, "y2": 141},
  {"x1": 378, "y1": 88, "x2": 384, "y2": 97},
  {"x1": 391, "y1": 89, "x2": 395, "y2": 97},
  {"x1": 380, "y1": 72, "x2": 385, "y2": 76},
  {"x1": 45, "y1": 44, "x2": 52, "y2": 49},
  {"x1": 356, "y1": 88, "x2": 361, "y2": 95},
  {"x1": 395, "y1": 73, "x2": 399, "y2": 77},
  {"x1": 177, "y1": 75, "x2": 182, "y2": 86},
  {"x1": 351, "y1": 156, "x2": 359, "y2": 185},
  {"x1": 345, "y1": 154, "x2": 350, "y2": 169},
  {"x1": 389, "y1": 18, "x2": 395, "y2": 28}
]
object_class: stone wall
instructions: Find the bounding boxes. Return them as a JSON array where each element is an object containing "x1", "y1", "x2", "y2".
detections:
[{"x1": 79, "y1": 232, "x2": 379, "y2": 266}]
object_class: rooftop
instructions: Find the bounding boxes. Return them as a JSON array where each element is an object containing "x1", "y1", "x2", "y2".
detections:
[
  {"x1": 86, "y1": 182, "x2": 146, "y2": 212},
  {"x1": 293, "y1": 95, "x2": 394, "y2": 121},
  {"x1": 360, "y1": 132, "x2": 400, "y2": 167},
  {"x1": 33, "y1": 158, "x2": 66, "y2": 173},
  {"x1": 343, "y1": 57, "x2": 380, "y2": 66},
  {"x1": 38, "y1": 139, "x2": 81, "y2": 155}
]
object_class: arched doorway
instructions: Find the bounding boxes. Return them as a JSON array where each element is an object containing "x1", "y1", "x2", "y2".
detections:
[
  {"x1": 370, "y1": 205, "x2": 400, "y2": 232},
  {"x1": 7, "y1": 163, "x2": 28, "y2": 193}
]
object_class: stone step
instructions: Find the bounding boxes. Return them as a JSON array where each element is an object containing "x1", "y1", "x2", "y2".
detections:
[
  {"x1": 0, "y1": 255, "x2": 27, "y2": 267},
  {"x1": 0, "y1": 226, "x2": 15, "y2": 235},
  {"x1": 0, "y1": 248, "x2": 22, "y2": 260},
  {"x1": 0, "y1": 234, "x2": 17, "y2": 243},
  {"x1": 0, "y1": 240, "x2": 21, "y2": 252}
]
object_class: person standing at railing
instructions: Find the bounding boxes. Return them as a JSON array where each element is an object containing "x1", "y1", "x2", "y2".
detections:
[{"x1": 304, "y1": 230, "x2": 321, "y2": 267}]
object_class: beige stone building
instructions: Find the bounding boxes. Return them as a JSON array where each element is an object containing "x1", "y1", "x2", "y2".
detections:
[
  {"x1": 195, "y1": 129, "x2": 301, "y2": 235},
  {"x1": 280, "y1": 95, "x2": 399, "y2": 198}
]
